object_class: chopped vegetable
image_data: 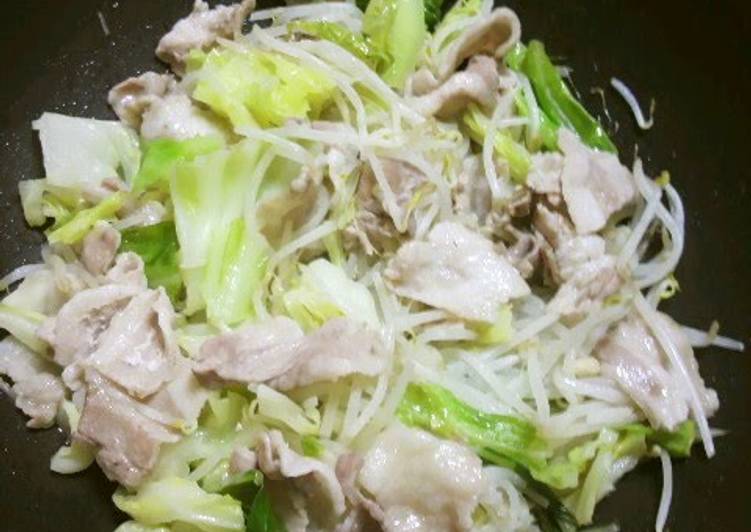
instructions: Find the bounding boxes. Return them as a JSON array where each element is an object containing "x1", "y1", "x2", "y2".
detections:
[
  {"x1": 46, "y1": 191, "x2": 125, "y2": 245},
  {"x1": 32, "y1": 112, "x2": 140, "y2": 189},
  {"x1": 244, "y1": 485, "x2": 287, "y2": 532},
  {"x1": 422, "y1": 0, "x2": 444, "y2": 30},
  {"x1": 363, "y1": 0, "x2": 427, "y2": 88},
  {"x1": 283, "y1": 258, "x2": 380, "y2": 331},
  {"x1": 191, "y1": 47, "x2": 336, "y2": 128},
  {"x1": 252, "y1": 384, "x2": 320, "y2": 435},
  {"x1": 203, "y1": 217, "x2": 269, "y2": 325},
  {"x1": 288, "y1": 21, "x2": 386, "y2": 69},
  {"x1": 509, "y1": 41, "x2": 616, "y2": 153},
  {"x1": 170, "y1": 141, "x2": 270, "y2": 323},
  {"x1": 133, "y1": 136, "x2": 225, "y2": 193},
  {"x1": 113, "y1": 477, "x2": 245, "y2": 532},
  {"x1": 300, "y1": 435, "x2": 326, "y2": 458},
  {"x1": 18, "y1": 179, "x2": 47, "y2": 227},
  {"x1": 620, "y1": 420, "x2": 697, "y2": 458},
  {"x1": 469, "y1": 304, "x2": 514, "y2": 345},
  {"x1": 0, "y1": 303, "x2": 47, "y2": 354},
  {"x1": 397, "y1": 382, "x2": 549, "y2": 472},
  {"x1": 463, "y1": 104, "x2": 532, "y2": 183},
  {"x1": 120, "y1": 221, "x2": 184, "y2": 303},
  {"x1": 514, "y1": 91, "x2": 559, "y2": 151},
  {"x1": 217, "y1": 470, "x2": 264, "y2": 504}
]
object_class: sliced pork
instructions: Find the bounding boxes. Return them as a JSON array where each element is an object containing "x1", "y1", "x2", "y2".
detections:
[
  {"x1": 412, "y1": 56, "x2": 499, "y2": 119},
  {"x1": 107, "y1": 72, "x2": 175, "y2": 128},
  {"x1": 140, "y1": 93, "x2": 226, "y2": 141},
  {"x1": 558, "y1": 129, "x2": 636, "y2": 234},
  {"x1": 256, "y1": 430, "x2": 346, "y2": 524},
  {"x1": 105, "y1": 252, "x2": 148, "y2": 288},
  {"x1": 534, "y1": 204, "x2": 622, "y2": 319},
  {"x1": 81, "y1": 222, "x2": 121, "y2": 276},
  {"x1": 412, "y1": 8, "x2": 521, "y2": 94},
  {"x1": 358, "y1": 424, "x2": 485, "y2": 532},
  {"x1": 596, "y1": 313, "x2": 718, "y2": 430},
  {"x1": 0, "y1": 337, "x2": 64, "y2": 428},
  {"x1": 75, "y1": 371, "x2": 180, "y2": 488},
  {"x1": 195, "y1": 317, "x2": 387, "y2": 391},
  {"x1": 39, "y1": 282, "x2": 142, "y2": 366},
  {"x1": 527, "y1": 152, "x2": 563, "y2": 195},
  {"x1": 156, "y1": 0, "x2": 256, "y2": 74},
  {"x1": 385, "y1": 221, "x2": 529, "y2": 322},
  {"x1": 195, "y1": 316, "x2": 304, "y2": 387},
  {"x1": 268, "y1": 318, "x2": 387, "y2": 391},
  {"x1": 85, "y1": 288, "x2": 179, "y2": 398}
]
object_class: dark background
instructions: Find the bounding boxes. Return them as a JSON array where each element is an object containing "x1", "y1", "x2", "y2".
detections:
[{"x1": 1, "y1": 1, "x2": 749, "y2": 530}]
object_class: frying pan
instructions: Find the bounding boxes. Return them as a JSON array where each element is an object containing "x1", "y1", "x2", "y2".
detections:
[{"x1": 1, "y1": 1, "x2": 749, "y2": 530}]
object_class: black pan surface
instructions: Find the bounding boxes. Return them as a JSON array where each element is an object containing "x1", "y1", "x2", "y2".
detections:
[{"x1": 1, "y1": 1, "x2": 749, "y2": 530}]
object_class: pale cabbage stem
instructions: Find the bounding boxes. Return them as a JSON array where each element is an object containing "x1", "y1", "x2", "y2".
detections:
[
  {"x1": 519, "y1": 73, "x2": 540, "y2": 143},
  {"x1": 319, "y1": 389, "x2": 342, "y2": 439}
]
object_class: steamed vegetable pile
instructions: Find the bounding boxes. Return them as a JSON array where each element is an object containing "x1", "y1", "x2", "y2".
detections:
[{"x1": 0, "y1": 1, "x2": 738, "y2": 532}]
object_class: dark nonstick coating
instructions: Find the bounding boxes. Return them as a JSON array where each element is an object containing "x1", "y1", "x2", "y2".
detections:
[{"x1": 1, "y1": 1, "x2": 749, "y2": 530}]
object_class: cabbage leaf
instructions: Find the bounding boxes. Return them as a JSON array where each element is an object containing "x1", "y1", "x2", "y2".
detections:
[
  {"x1": 244, "y1": 485, "x2": 287, "y2": 532},
  {"x1": 288, "y1": 21, "x2": 386, "y2": 69},
  {"x1": 33, "y1": 112, "x2": 140, "y2": 188},
  {"x1": 113, "y1": 477, "x2": 245, "y2": 532},
  {"x1": 203, "y1": 217, "x2": 269, "y2": 325},
  {"x1": 170, "y1": 141, "x2": 270, "y2": 324},
  {"x1": 363, "y1": 0, "x2": 427, "y2": 88},
  {"x1": 120, "y1": 221, "x2": 184, "y2": 304},
  {"x1": 252, "y1": 384, "x2": 320, "y2": 436},
  {"x1": 397, "y1": 382, "x2": 549, "y2": 472},
  {"x1": 282, "y1": 258, "x2": 380, "y2": 331},
  {"x1": 133, "y1": 136, "x2": 225, "y2": 193},
  {"x1": 191, "y1": 47, "x2": 336, "y2": 128}
]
